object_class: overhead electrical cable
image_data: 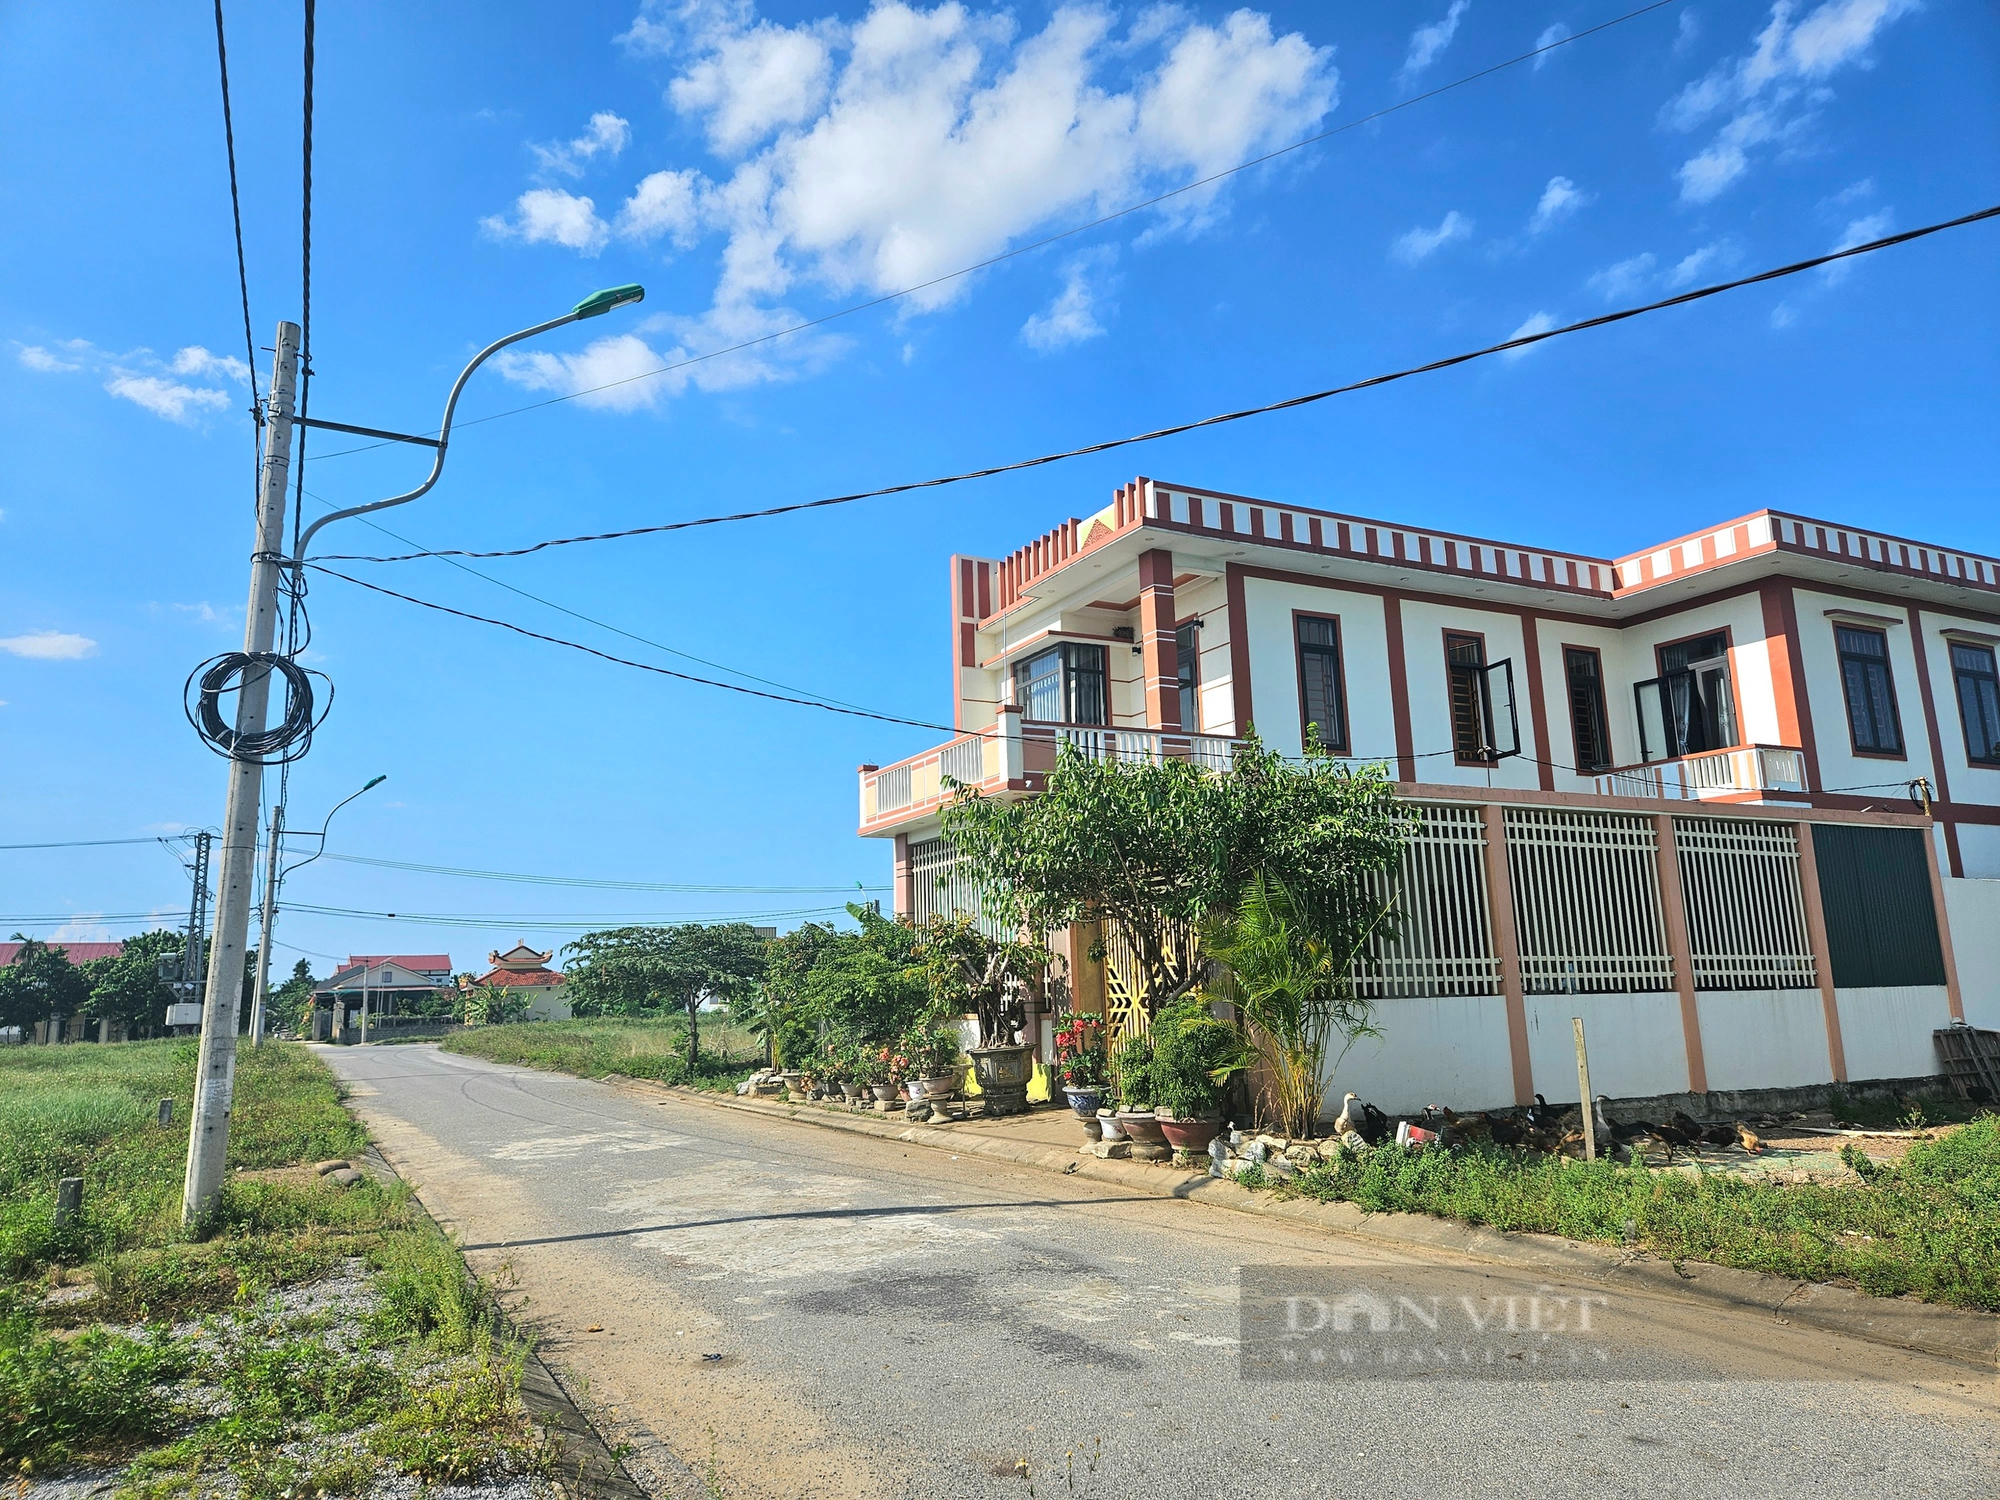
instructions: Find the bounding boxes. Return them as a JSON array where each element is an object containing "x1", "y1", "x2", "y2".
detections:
[
  {"x1": 211, "y1": 0, "x2": 262, "y2": 463},
  {"x1": 312, "y1": 204, "x2": 2000, "y2": 568},
  {"x1": 301, "y1": 487, "x2": 884, "y2": 714},
  {"x1": 0, "y1": 835, "x2": 197, "y2": 852},
  {"x1": 303, "y1": 0, "x2": 1687, "y2": 462},
  {"x1": 302, "y1": 563, "x2": 964, "y2": 733},
  {"x1": 306, "y1": 851, "x2": 887, "y2": 893}
]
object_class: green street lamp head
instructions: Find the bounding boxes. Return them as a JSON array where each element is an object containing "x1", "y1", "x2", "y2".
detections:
[
  {"x1": 572, "y1": 284, "x2": 646, "y2": 319},
  {"x1": 362, "y1": 775, "x2": 387, "y2": 791}
]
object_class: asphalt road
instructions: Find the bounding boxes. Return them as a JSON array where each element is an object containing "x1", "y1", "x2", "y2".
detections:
[{"x1": 317, "y1": 1043, "x2": 1999, "y2": 1500}]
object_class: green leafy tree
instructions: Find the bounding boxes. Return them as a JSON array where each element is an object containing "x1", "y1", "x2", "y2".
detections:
[
  {"x1": 1201, "y1": 873, "x2": 1387, "y2": 1137},
  {"x1": 941, "y1": 733, "x2": 1412, "y2": 1012},
  {"x1": 0, "y1": 936, "x2": 93, "y2": 1037},
  {"x1": 797, "y1": 906, "x2": 927, "y2": 1053},
  {"x1": 745, "y1": 922, "x2": 841, "y2": 1067},
  {"x1": 266, "y1": 958, "x2": 318, "y2": 1036},
  {"x1": 77, "y1": 929, "x2": 183, "y2": 1036},
  {"x1": 455, "y1": 982, "x2": 529, "y2": 1026},
  {"x1": 563, "y1": 923, "x2": 767, "y2": 1066},
  {"x1": 912, "y1": 915, "x2": 1054, "y2": 1049}
]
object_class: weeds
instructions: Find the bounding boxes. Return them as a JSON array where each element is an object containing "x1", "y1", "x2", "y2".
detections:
[
  {"x1": 442, "y1": 1016, "x2": 760, "y2": 1089},
  {"x1": 1280, "y1": 1115, "x2": 2000, "y2": 1310},
  {"x1": 0, "y1": 1291, "x2": 194, "y2": 1471}
]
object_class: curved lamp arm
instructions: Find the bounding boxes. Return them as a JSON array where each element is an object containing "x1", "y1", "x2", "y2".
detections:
[
  {"x1": 292, "y1": 284, "x2": 644, "y2": 560},
  {"x1": 281, "y1": 773, "x2": 386, "y2": 882}
]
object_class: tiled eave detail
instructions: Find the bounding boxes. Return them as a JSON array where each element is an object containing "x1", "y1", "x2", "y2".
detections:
[{"x1": 977, "y1": 479, "x2": 2000, "y2": 627}]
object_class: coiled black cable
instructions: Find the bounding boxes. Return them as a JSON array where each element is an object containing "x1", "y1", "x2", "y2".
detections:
[{"x1": 184, "y1": 649, "x2": 331, "y2": 763}]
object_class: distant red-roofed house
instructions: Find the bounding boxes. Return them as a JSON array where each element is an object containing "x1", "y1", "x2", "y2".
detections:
[
  {"x1": 312, "y1": 954, "x2": 455, "y2": 1041},
  {"x1": 462, "y1": 942, "x2": 570, "y2": 1022},
  {"x1": 0, "y1": 940, "x2": 127, "y2": 966}
]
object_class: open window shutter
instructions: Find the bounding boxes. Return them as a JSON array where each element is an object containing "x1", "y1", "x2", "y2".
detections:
[
  {"x1": 1633, "y1": 677, "x2": 1668, "y2": 762},
  {"x1": 1480, "y1": 659, "x2": 1521, "y2": 759}
]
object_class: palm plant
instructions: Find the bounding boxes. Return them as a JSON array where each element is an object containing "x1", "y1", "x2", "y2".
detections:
[{"x1": 1201, "y1": 873, "x2": 1389, "y2": 1138}]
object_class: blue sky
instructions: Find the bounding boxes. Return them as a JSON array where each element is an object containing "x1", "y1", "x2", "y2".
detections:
[{"x1": 2, "y1": 0, "x2": 1995, "y2": 976}]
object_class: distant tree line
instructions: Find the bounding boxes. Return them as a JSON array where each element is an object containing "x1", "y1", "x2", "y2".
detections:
[{"x1": 0, "y1": 931, "x2": 318, "y2": 1039}]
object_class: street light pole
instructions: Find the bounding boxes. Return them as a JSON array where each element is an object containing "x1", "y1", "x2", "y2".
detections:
[
  {"x1": 183, "y1": 320, "x2": 298, "y2": 1227},
  {"x1": 248, "y1": 799, "x2": 284, "y2": 1046},
  {"x1": 181, "y1": 287, "x2": 642, "y2": 1228}
]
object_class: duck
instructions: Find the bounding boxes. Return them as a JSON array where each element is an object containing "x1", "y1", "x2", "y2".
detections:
[
  {"x1": 1734, "y1": 1121, "x2": 1765, "y2": 1154},
  {"x1": 1332, "y1": 1093, "x2": 1360, "y2": 1138},
  {"x1": 1358, "y1": 1102, "x2": 1393, "y2": 1146}
]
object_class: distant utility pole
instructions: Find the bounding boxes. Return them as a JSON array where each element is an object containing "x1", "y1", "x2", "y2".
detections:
[
  {"x1": 178, "y1": 829, "x2": 214, "y2": 1024},
  {"x1": 183, "y1": 321, "x2": 299, "y2": 1227},
  {"x1": 248, "y1": 801, "x2": 283, "y2": 1046}
]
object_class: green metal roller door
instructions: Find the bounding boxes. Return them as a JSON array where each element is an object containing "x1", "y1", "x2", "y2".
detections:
[{"x1": 1812, "y1": 825, "x2": 1947, "y2": 988}]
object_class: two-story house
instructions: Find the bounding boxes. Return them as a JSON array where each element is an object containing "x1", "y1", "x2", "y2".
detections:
[{"x1": 858, "y1": 477, "x2": 2000, "y2": 1114}]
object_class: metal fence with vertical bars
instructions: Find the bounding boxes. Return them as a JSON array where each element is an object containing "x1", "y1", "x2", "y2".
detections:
[
  {"x1": 1504, "y1": 807, "x2": 1674, "y2": 994},
  {"x1": 1352, "y1": 802, "x2": 1501, "y2": 998},
  {"x1": 1673, "y1": 816, "x2": 1817, "y2": 989}
]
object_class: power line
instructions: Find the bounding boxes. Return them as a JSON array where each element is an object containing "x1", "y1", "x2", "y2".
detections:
[
  {"x1": 303, "y1": 0, "x2": 1687, "y2": 462},
  {"x1": 282, "y1": 900, "x2": 855, "y2": 930},
  {"x1": 303, "y1": 561, "x2": 964, "y2": 732},
  {"x1": 290, "y1": 0, "x2": 317, "y2": 556},
  {"x1": 313, "y1": 203, "x2": 2000, "y2": 567},
  {"x1": 307, "y1": 851, "x2": 886, "y2": 894},
  {"x1": 211, "y1": 0, "x2": 261, "y2": 457},
  {"x1": 0, "y1": 835, "x2": 197, "y2": 852},
  {"x1": 300, "y1": 486, "x2": 884, "y2": 715}
]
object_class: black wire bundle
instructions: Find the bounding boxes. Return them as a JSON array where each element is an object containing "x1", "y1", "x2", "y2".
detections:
[{"x1": 184, "y1": 650, "x2": 332, "y2": 764}]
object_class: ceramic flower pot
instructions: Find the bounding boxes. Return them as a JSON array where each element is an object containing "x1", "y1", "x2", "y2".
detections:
[
  {"x1": 1116, "y1": 1111, "x2": 1166, "y2": 1147},
  {"x1": 870, "y1": 1085, "x2": 898, "y2": 1103},
  {"x1": 969, "y1": 1043, "x2": 1035, "y2": 1117},
  {"x1": 1158, "y1": 1114, "x2": 1223, "y2": 1154},
  {"x1": 922, "y1": 1073, "x2": 960, "y2": 1102},
  {"x1": 1096, "y1": 1110, "x2": 1126, "y2": 1142},
  {"x1": 1063, "y1": 1086, "x2": 1103, "y2": 1119}
]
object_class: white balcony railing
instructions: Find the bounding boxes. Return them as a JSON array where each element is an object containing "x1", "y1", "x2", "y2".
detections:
[
  {"x1": 1593, "y1": 745, "x2": 1809, "y2": 801},
  {"x1": 1047, "y1": 725, "x2": 1239, "y2": 771}
]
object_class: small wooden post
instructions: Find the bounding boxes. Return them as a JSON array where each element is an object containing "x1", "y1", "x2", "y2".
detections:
[
  {"x1": 1572, "y1": 1017, "x2": 1596, "y2": 1162},
  {"x1": 157, "y1": 1098, "x2": 174, "y2": 1127},
  {"x1": 54, "y1": 1177, "x2": 83, "y2": 1229}
]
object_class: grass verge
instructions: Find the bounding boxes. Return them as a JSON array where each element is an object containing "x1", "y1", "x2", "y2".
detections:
[
  {"x1": 442, "y1": 1016, "x2": 758, "y2": 1090},
  {"x1": 1262, "y1": 1117, "x2": 2000, "y2": 1311},
  {"x1": 0, "y1": 1039, "x2": 553, "y2": 1492}
]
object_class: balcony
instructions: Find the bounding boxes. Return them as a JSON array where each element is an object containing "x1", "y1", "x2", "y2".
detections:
[
  {"x1": 1592, "y1": 744, "x2": 1810, "y2": 802},
  {"x1": 859, "y1": 714, "x2": 1246, "y2": 833}
]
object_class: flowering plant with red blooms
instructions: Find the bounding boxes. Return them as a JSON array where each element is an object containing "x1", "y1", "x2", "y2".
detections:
[{"x1": 1053, "y1": 1018, "x2": 1109, "y2": 1089}]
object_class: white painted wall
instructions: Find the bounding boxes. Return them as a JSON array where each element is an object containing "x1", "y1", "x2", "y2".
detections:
[
  {"x1": 1912, "y1": 607, "x2": 2000, "y2": 815},
  {"x1": 1956, "y1": 824, "x2": 2000, "y2": 882},
  {"x1": 1328, "y1": 994, "x2": 1519, "y2": 1116},
  {"x1": 1696, "y1": 990, "x2": 1835, "y2": 1091},
  {"x1": 1943, "y1": 878, "x2": 2000, "y2": 1030},
  {"x1": 1835, "y1": 985, "x2": 1955, "y2": 1080},
  {"x1": 1239, "y1": 576, "x2": 1397, "y2": 762},
  {"x1": 1396, "y1": 599, "x2": 1542, "y2": 791},
  {"x1": 1524, "y1": 993, "x2": 1690, "y2": 1101},
  {"x1": 1793, "y1": 589, "x2": 1937, "y2": 801}
]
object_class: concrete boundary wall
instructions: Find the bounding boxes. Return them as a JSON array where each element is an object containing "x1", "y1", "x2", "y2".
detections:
[{"x1": 1943, "y1": 878, "x2": 2000, "y2": 1030}]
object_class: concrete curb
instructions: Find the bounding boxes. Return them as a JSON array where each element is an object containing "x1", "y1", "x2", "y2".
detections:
[
  {"x1": 655, "y1": 1084, "x2": 2000, "y2": 1372},
  {"x1": 359, "y1": 1144, "x2": 650, "y2": 1499}
]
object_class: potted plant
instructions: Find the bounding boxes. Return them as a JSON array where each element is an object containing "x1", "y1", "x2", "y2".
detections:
[
  {"x1": 852, "y1": 1047, "x2": 897, "y2": 1103},
  {"x1": 1112, "y1": 1031, "x2": 1167, "y2": 1151},
  {"x1": 1149, "y1": 997, "x2": 1248, "y2": 1154},
  {"x1": 904, "y1": 1015, "x2": 965, "y2": 1101},
  {"x1": 1053, "y1": 1017, "x2": 1109, "y2": 1120},
  {"x1": 915, "y1": 916, "x2": 1051, "y2": 1118}
]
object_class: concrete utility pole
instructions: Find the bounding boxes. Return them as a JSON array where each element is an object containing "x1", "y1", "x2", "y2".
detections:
[
  {"x1": 248, "y1": 800, "x2": 284, "y2": 1046},
  {"x1": 183, "y1": 321, "x2": 299, "y2": 1227}
]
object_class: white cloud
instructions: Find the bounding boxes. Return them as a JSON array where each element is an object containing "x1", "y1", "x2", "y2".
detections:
[
  {"x1": 17, "y1": 344, "x2": 79, "y2": 372},
  {"x1": 50, "y1": 915, "x2": 113, "y2": 943},
  {"x1": 17, "y1": 338, "x2": 242, "y2": 424},
  {"x1": 1021, "y1": 252, "x2": 1115, "y2": 351},
  {"x1": 1401, "y1": 1, "x2": 1469, "y2": 82},
  {"x1": 670, "y1": 20, "x2": 837, "y2": 154},
  {"x1": 1826, "y1": 176, "x2": 1875, "y2": 206},
  {"x1": 496, "y1": 2, "x2": 1337, "y2": 408},
  {"x1": 1390, "y1": 209, "x2": 1471, "y2": 264},
  {"x1": 617, "y1": 169, "x2": 705, "y2": 246},
  {"x1": 481, "y1": 188, "x2": 612, "y2": 253},
  {"x1": 168, "y1": 346, "x2": 249, "y2": 381},
  {"x1": 0, "y1": 631, "x2": 98, "y2": 660},
  {"x1": 1500, "y1": 310, "x2": 1557, "y2": 359},
  {"x1": 494, "y1": 333, "x2": 669, "y2": 411},
  {"x1": 104, "y1": 373, "x2": 231, "y2": 424},
  {"x1": 1824, "y1": 207, "x2": 1893, "y2": 283},
  {"x1": 1534, "y1": 21, "x2": 1569, "y2": 66},
  {"x1": 531, "y1": 112, "x2": 632, "y2": 176},
  {"x1": 1664, "y1": 1, "x2": 1917, "y2": 202},
  {"x1": 1770, "y1": 300, "x2": 1797, "y2": 328},
  {"x1": 1587, "y1": 251, "x2": 1657, "y2": 301},
  {"x1": 1666, "y1": 241, "x2": 1730, "y2": 287},
  {"x1": 1527, "y1": 174, "x2": 1588, "y2": 233}
]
